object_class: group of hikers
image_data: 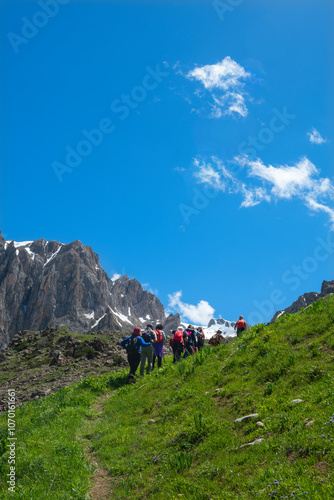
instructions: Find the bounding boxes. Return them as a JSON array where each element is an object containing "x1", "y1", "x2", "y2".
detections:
[{"x1": 120, "y1": 316, "x2": 247, "y2": 383}]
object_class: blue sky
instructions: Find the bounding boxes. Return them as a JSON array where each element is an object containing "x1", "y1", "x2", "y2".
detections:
[{"x1": 1, "y1": 0, "x2": 333, "y2": 326}]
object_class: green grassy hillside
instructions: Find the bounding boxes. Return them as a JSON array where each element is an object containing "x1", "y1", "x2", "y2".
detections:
[{"x1": 1, "y1": 295, "x2": 334, "y2": 499}]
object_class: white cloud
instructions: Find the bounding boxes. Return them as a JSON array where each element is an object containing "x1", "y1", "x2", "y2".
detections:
[
  {"x1": 240, "y1": 186, "x2": 270, "y2": 207},
  {"x1": 187, "y1": 56, "x2": 250, "y2": 91},
  {"x1": 307, "y1": 128, "x2": 327, "y2": 145},
  {"x1": 194, "y1": 159, "x2": 225, "y2": 190},
  {"x1": 168, "y1": 291, "x2": 215, "y2": 325},
  {"x1": 226, "y1": 92, "x2": 248, "y2": 118},
  {"x1": 212, "y1": 92, "x2": 248, "y2": 118},
  {"x1": 209, "y1": 104, "x2": 223, "y2": 119},
  {"x1": 312, "y1": 177, "x2": 334, "y2": 197},
  {"x1": 193, "y1": 155, "x2": 334, "y2": 228},
  {"x1": 305, "y1": 198, "x2": 334, "y2": 229},
  {"x1": 246, "y1": 157, "x2": 319, "y2": 199},
  {"x1": 185, "y1": 57, "x2": 252, "y2": 118}
]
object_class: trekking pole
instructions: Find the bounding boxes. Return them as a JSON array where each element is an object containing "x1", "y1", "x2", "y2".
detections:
[{"x1": 220, "y1": 348, "x2": 238, "y2": 372}]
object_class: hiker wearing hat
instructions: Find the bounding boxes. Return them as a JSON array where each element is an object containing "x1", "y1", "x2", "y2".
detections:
[
  {"x1": 140, "y1": 324, "x2": 156, "y2": 376},
  {"x1": 234, "y1": 316, "x2": 247, "y2": 337},
  {"x1": 153, "y1": 323, "x2": 165, "y2": 369},
  {"x1": 121, "y1": 327, "x2": 152, "y2": 382},
  {"x1": 183, "y1": 325, "x2": 197, "y2": 358},
  {"x1": 196, "y1": 327, "x2": 205, "y2": 351},
  {"x1": 171, "y1": 326, "x2": 184, "y2": 363},
  {"x1": 209, "y1": 329, "x2": 227, "y2": 346}
]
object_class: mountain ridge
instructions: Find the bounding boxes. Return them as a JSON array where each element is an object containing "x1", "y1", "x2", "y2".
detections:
[
  {"x1": 1, "y1": 231, "x2": 332, "y2": 350},
  {"x1": 270, "y1": 279, "x2": 334, "y2": 323},
  {"x1": 0, "y1": 231, "x2": 179, "y2": 349}
]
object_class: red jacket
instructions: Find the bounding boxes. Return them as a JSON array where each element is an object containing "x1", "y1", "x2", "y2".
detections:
[{"x1": 237, "y1": 320, "x2": 246, "y2": 329}]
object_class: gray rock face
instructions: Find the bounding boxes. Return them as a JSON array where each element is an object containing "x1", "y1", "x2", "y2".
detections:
[
  {"x1": 163, "y1": 313, "x2": 181, "y2": 335},
  {"x1": 271, "y1": 280, "x2": 333, "y2": 323},
  {"x1": 0, "y1": 231, "x2": 178, "y2": 349},
  {"x1": 321, "y1": 280, "x2": 334, "y2": 296}
]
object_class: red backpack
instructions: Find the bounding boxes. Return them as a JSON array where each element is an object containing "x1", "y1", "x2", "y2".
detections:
[
  {"x1": 173, "y1": 331, "x2": 184, "y2": 344},
  {"x1": 237, "y1": 320, "x2": 246, "y2": 329},
  {"x1": 155, "y1": 330, "x2": 163, "y2": 343}
]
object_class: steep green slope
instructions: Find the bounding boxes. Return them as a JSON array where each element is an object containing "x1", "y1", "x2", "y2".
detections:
[{"x1": 1, "y1": 296, "x2": 334, "y2": 499}]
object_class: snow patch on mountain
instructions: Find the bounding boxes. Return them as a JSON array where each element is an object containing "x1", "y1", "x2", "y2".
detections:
[
  {"x1": 91, "y1": 313, "x2": 106, "y2": 328},
  {"x1": 6, "y1": 240, "x2": 34, "y2": 248},
  {"x1": 24, "y1": 247, "x2": 36, "y2": 260},
  {"x1": 84, "y1": 311, "x2": 95, "y2": 320},
  {"x1": 109, "y1": 307, "x2": 132, "y2": 325},
  {"x1": 175, "y1": 318, "x2": 237, "y2": 340},
  {"x1": 111, "y1": 273, "x2": 121, "y2": 282},
  {"x1": 44, "y1": 246, "x2": 63, "y2": 267},
  {"x1": 203, "y1": 318, "x2": 236, "y2": 339}
]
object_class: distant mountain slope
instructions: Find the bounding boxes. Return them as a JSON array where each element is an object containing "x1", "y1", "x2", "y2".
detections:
[
  {"x1": 270, "y1": 279, "x2": 334, "y2": 323},
  {"x1": 204, "y1": 318, "x2": 236, "y2": 338},
  {"x1": 176, "y1": 318, "x2": 237, "y2": 339},
  {"x1": 0, "y1": 231, "x2": 178, "y2": 349}
]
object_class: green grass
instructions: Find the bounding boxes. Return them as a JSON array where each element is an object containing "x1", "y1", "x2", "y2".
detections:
[
  {"x1": 1, "y1": 296, "x2": 334, "y2": 499},
  {"x1": 0, "y1": 372, "x2": 128, "y2": 499}
]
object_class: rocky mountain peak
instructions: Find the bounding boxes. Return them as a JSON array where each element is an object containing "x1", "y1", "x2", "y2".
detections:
[
  {"x1": 0, "y1": 231, "x2": 5, "y2": 249},
  {"x1": 320, "y1": 280, "x2": 334, "y2": 296},
  {"x1": 271, "y1": 279, "x2": 334, "y2": 323},
  {"x1": 0, "y1": 234, "x2": 179, "y2": 350}
]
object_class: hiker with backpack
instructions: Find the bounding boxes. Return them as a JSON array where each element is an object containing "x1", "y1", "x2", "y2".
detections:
[
  {"x1": 170, "y1": 326, "x2": 184, "y2": 363},
  {"x1": 196, "y1": 327, "x2": 205, "y2": 350},
  {"x1": 152, "y1": 323, "x2": 165, "y2": 369},
  {"x1": 140, "y1": 324, "x2": 156, "y2": 376},
  {"x1": 208, "y1": 329, "x2": 228, "y2": 346},
  {"x1": 121, "y1": 327, "x2": 152, "y2": 383},
  {"x1": 234, "y1": 315, "x2": 247, "y2": 337},
  {"x1": 183, "y1": 325, "x2": 197, "y2": 358}
]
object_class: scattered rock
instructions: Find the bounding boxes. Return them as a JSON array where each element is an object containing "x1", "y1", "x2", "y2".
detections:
[
  {"x1": 205, "y1": 388, "x2": 222, "y2": 395},
  {"x1": 37, "y1": 337, "x2": 49, "y2": 347},
  {"x1": 234, "y1": 413, "x2": 259, "y2": 424},
  {"x1": 30, "y1": 389, "x2": 46, "y2": 399},
  {"x1": 148, "y1": 419, "x2": 156, "y2": 425},
  {"x1": 305, "y1": 419, "x2": 315, "y2": 428},
  {"x1": 291, "y1": 399, "x2": 304, "y2": 404},
  {"x1": 240, "y1": 437, "x2": 264, "y2": 448},
  {"x1": 50, "y1": 350, "x2": 64, "y2": 366},
  {"x1": 256, "y1": 421, "x2": 265, "y2": 428},
  {"x1": 0, "y1": 327, "x2": 133, "y2": 412}
]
